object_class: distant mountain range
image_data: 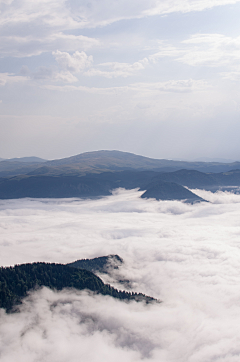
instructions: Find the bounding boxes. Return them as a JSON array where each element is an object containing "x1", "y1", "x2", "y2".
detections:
[
  {"x1": 0, "y1": 157, "x2": 46, "y2": 178},
  {"x1": 1, "y1": 150, "x2": 240, "y2": 202},
  {"x1": 2, "y1": 157, "x2": 46, "y2": 163},
  {"x1": 1, "y1": 150, "x2": 240, "y2": 178}
]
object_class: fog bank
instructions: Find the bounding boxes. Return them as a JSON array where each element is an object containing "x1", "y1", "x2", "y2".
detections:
[{"x1": 1, "y1": 189, "x2": 240, "y2": 361}]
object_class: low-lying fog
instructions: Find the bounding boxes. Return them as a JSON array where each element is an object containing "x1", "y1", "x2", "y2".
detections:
[{"x1": 1, "y1": 188, "x2": 240, "y2": 362}]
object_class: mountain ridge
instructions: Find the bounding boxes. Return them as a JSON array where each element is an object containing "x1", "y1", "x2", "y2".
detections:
[
  {"x1": 1, "y1": 150, "x2": 240, "y2": 177},
  {"x1": 0, "y1": 173, "x2": 204, "y2": 202},
  {"x1": 0, "y1": 257, "x2": 157, "y2": 312},
  {"x1": 1, "y1": 168, "x2": 240, "y2": 201}
]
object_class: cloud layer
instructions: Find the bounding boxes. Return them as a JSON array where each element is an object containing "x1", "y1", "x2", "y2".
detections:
[
  {"x1": 1, "y1": 190, "x2": 240, "y2": 360},
  {"x1": 1, "y1": 0, "x2": 239, "y2": 58}
]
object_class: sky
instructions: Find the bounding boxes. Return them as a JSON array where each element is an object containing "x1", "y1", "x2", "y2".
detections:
[
  {"x1": 1, "y1": 0, "x2": 240, "y2": 160},
  {"x1": 2, "y1": 190, "x2": 240, "y2": 361}
]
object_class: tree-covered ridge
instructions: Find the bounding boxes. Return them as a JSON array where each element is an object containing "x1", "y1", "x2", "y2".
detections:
[
  {"x1": 67, "y1": 255, "x2": 123, "y2": 273},
  {"x1": 0, "y1": 262, "x2": 156, "y2": 312}
]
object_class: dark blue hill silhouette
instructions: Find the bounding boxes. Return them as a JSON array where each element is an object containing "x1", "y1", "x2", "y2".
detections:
[
  {"x1": 0, "y1": 173, "x2": 203, "y2": 202},
  {"x1": 140, "y1": 181, "x2": 204, "y2": 202}
]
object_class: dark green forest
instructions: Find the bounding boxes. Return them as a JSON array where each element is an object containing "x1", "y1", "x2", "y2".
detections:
[
  {"x1": 0, "y1": 262, "x2": 156, "y2": 312},
  {"x1": 67, "y1": 254, "x2": 123, "y2": 273}
]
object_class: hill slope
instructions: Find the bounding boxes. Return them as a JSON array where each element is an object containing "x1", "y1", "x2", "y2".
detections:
[
  {"x1": 0, "y1": 173, "x2": 203, "y2": 202},
  {"x1": 0, "y1": 175, "x2": 115, "y2": 199},
  {"x1": 41, "y1": 150, "x2": 240, "y2": 174},
  {"x1": 0, "y1": 262, "x2": 156, "y2": 311},
  {"x1": 141, "y1": 181, "x2": 204, "y2": 202},
  {"x1": 2, "y1": 168, "x2": 240, "y2": 200},
  {"x1": 67, "y1": 255, "x2": 123, "y2": 273}
]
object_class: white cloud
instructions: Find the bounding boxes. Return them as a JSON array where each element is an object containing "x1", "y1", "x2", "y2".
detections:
[
  {"x1": 45, "y1": 0, "x2": 240, "y2": 29},
  {"x1": 221, "y1": 70, "x2": 240, "y2": 80},
  {"x1": 53, "y1": 50, "x2": 93, "y2": 72},
  {"x1": 53, "y1": 70, "x2": 78, "y2": 83},
  {"x1": 19, "y1": 60, "x2": 83, "y2": 83},
  {"x1": 0, "y1": 73, "x2": 28, "y2": 86},
  {"x1": 85, "y1": 58, "x2": 149, "y2": 78},
  {"x1": 189, "y1": 188, "x2": 240, "y2": 204},
  {"x1": 1, "y1": 0, "x2": 239, "y2": 58},
  {"x1": 100, "y1": 59, "x2": 149, "y2": 72},
  {"x1": 40, "y1": 84, "x2": 123, "y2": 92},
  {"x1": 2, "y1": 190, "x2": 240, "y2": 360},
  {"x1": 44, "y1": 78, "x2": 209, "y2": 93},
  {"x1": 10, "y1": 54, "x2": 147, "y2": 85},
  {"x1": 34, "y1": 68, "x2": 78, "y2": 83},
  {"x1": 144, "y1": 0, "x2": 240, "y2": 16},
  {"x1": 151, "y1": 34, "x2": 240, "y2": 77},
  {"x1": 149, "y1": 44, "x2": 182, "y2": 62},
  {"x1": 0, "y1": 33, "x2": 98, "y2": 58},
  {"x1": 130, "y1": 79, "x2": 209, "y2": 93},
  {"x1": 179, "y1": 34, "x2": 240, "y2": 67}
]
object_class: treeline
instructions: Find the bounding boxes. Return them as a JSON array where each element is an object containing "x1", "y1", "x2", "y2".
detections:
[
  {"x1": 0, "y1": 262, "x2": 156, "y2": 311},
  {"x1": 67, "y1": 254, "x2": 123, "y2": 273}
]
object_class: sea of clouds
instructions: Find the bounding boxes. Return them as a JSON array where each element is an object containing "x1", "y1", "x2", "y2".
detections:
[{"x1": 1, "y1": 188, "x2": 240, "y2": 361}]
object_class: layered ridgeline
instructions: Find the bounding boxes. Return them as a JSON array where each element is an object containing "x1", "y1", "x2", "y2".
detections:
[
  {"x1": 0, "y1": 256, "x2": 156, "y2": 312},
  {"x1": 1, "y1": 150, "x2": 240, "y2": 178},
  {"x1": 1, "y1": 151, "x2": 240, "y2": 201},
  {"x1": 2, "y1": 168, "x2": 240, "y2": 201},
  {"x1": 0, "y1": 172, "x2": 204, "y2": 202},
  {"x1": 0, "y1": 157, "x2": 46, "y2": 178}
]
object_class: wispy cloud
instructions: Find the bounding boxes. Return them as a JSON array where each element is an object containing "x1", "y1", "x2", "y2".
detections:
[
  {"x1": 0, "y1": 73, "x2": 28, "y2": 86},
  {"x1": 85, "y1": 58, "x2": 149, "y2": 78},
  {"x1": 150, "y1": 34, "x2": 240, "y2": 79},
  {"x1": 43, "y1": 78, "x2": 209, "y2": 93},
  {"x1": 1, "y1": 0, "x2": 239, "y2": 58},
  {"x1": 0, "y1": 33, "x2": 98, "y2": 58},
  {"x1": 144, "y1": 0, "x2": 240, "y2": 16}
]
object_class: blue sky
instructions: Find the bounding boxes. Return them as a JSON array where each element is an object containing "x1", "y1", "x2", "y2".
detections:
[{"x1": 1, "y1": 0, "x2": 240, "y2": 160}]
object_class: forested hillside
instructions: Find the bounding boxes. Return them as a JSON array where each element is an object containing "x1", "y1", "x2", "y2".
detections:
[
  {"x1": 67, "y1": 255, "x2": 123, "y2": 273},
  {"x1": 0, "y1": 262, "x2": 156, "y2": 311}
]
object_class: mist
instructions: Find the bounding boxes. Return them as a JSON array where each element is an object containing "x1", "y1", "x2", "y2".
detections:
[{"x1": 1, "y1": 189, "x2": 240, "y2": 361}]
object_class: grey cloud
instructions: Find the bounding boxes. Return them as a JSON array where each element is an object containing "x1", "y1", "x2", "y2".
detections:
[
  {"x1": 19, "y1": 66, "x2": 78, "y2": 83},
  {"x1": 32, "y1": 66, "x2": 54, "y2": 80},
  {"x1": 20, "y1": 66, "x2": 31, "y2": 76}
]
